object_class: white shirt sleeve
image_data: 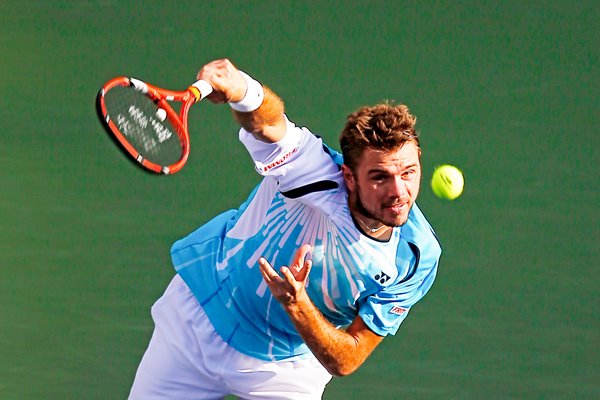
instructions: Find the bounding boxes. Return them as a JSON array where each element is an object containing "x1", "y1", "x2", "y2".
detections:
[{"x1": 238, "y1": 116, "x2": 343, "y2": 194}]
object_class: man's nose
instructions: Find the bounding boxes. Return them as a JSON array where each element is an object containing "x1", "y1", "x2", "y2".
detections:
[{"x1": 390, "y1": 176, "x2": 408, "y2": 199}]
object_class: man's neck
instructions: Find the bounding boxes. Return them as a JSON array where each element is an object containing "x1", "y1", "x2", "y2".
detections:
[{"x1": 352, "y1": 211, "x2": 393, "y2": 241}]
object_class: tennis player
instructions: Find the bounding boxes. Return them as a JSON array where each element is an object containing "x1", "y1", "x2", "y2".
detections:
[{"x1": 128, "y1": 58, "x2": 441, "y2": 399}]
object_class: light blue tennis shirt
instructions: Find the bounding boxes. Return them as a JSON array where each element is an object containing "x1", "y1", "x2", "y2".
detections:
[{"x1": 171, "y1": 117, "x2": 441, "y2": 361}]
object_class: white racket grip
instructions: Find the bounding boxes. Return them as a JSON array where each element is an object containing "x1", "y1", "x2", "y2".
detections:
[{"x1": 191, "y1": 80, "x2": 213, "y2": 100}]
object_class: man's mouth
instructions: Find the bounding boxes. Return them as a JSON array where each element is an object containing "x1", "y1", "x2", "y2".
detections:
[{"x1": 386, "y1": 202, "x2": 408, "y2": 214}]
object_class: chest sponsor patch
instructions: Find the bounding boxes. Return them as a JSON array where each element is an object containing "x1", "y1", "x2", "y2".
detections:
[{"x1": 389, "y1": 306, "x2": 408, "y2": 316}]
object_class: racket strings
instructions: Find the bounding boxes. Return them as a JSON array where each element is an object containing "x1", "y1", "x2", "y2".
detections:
[{"x1": 104, "y1": 86, "x2": 182, "y2": 165}]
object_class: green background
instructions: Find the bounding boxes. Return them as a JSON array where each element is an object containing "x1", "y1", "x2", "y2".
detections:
[{"x1": 1, "y1": 1, "x2": 598, "y2": 398}]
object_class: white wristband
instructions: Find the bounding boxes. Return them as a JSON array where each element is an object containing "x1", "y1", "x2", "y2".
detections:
[{"x1": 229, "y1": 71, "x2": 264, "y2": 112}]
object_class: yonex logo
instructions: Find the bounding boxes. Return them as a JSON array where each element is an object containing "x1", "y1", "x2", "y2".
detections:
[{"x1": 374, "y1": 271, "x2": 391, "y2": 284}]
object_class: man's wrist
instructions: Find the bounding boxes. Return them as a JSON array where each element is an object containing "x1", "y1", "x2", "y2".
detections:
[
  {"x1": 283, "y1": 292, "x2": 315, "y2": 317},
  {"x1": 230, "y1": 71, "x2": 264, "y2": 112}
]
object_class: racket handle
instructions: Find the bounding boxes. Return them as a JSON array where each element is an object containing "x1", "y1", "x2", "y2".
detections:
[{"x1": 189, "y1": 80, "x2": 213, "y2": 102}]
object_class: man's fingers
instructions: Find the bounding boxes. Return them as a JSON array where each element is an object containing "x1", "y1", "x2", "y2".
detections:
[
  {"x1": 280, "y1": 266, "x2": 296, "y2": 286},
  {"x1": 297, "y1": 259, "x2": 312, "y2": 283},
  {"x1": 258, "y1": 257, "x2": 281, "y2": 283},
  {"x1": 260, "y1": 244, "x2": 313, "y2": 287},
  {"x1": 195, "y1": 58, "x2": 245, "y2": 103},
  {"x1": 291, "y1": 244, "x2": 312, "y2": 269}
]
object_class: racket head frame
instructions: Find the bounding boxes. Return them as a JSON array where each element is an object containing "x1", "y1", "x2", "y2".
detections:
[{"x1": 96, "y1": 76, "x2": 208, "y2": 175}]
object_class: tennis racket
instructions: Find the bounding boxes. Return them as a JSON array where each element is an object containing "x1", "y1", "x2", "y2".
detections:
[{"x1": 96, "y1": 77, "x2": 213, "y2": 174}]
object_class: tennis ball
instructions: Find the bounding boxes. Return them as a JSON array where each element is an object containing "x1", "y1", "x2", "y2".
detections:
[
  {"x1": 431, "y1": 165, "x2": 464, "y2": 200},
  {"x1": 156, "y1": 108, "x2": 167, "y2": 122}
]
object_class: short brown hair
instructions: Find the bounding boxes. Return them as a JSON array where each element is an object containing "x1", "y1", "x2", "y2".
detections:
[{"x1": 339, "y1": 102, "x2": 420, "y2": 171}]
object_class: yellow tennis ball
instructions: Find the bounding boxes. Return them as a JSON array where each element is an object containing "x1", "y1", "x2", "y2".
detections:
[{"x1": 431, "y1": 165, "x2": 464, "y2": 200}]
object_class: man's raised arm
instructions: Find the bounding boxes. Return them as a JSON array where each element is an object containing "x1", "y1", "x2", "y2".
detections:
[{"x1": 196, "y1": 58, "x2": 286, "y2": 143}]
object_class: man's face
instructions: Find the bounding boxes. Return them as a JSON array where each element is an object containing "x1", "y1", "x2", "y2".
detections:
[{"x1": 343, "y1": 142, "x2": 421, "y2": 227}]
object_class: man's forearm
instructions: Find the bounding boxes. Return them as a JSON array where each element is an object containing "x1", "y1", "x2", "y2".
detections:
[
  {"x1": 195, "y1": 59, "x2": 287, "y2": 143},
  {"x1": 284, "y1": 294, "x2": 381, "y2": 377},
  {"x1": 258, "y1": 247, "x2": 384, "y2": 376},
  {"x1": 233, "y1": 86, "x2": 286, "y2": 143}
]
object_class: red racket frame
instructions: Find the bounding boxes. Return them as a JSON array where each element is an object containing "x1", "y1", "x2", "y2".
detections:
[{"x1": 96, "y1": 77, "x2": 210, "y2": 174}]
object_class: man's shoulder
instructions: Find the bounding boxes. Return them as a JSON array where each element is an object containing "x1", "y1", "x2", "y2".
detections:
[{"x1": 401, "y1": 204, "x2": 442, "y2": 259}]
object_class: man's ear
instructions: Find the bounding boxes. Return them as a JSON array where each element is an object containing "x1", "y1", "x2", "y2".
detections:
[{"x1": 341, "y1": 164, "x2": 355, "y2": 192}]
